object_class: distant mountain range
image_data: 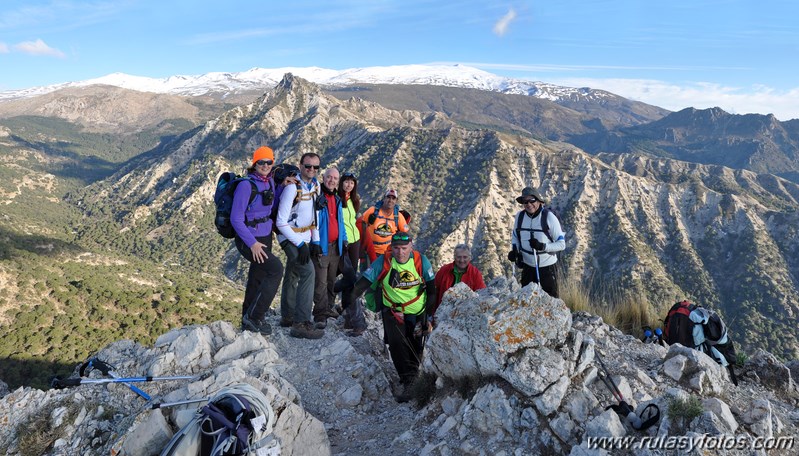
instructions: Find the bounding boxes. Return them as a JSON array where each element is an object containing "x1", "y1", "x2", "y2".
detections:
[
  {"x1": 0, "y1": 63, "x2": 646, "y2": 106},
  {"x1": 1, "y1": 65, "x2": 797, "y2": 375}
]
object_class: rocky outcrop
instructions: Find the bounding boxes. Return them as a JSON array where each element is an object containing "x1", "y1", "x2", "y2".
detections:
[{"x1": 2, "y1": 277, "x2": 797, "y2": 455}]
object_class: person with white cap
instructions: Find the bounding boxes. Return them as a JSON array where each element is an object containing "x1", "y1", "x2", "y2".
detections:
[{"x1": 508, "y1": 187, "x2": 565, "y2": 297}]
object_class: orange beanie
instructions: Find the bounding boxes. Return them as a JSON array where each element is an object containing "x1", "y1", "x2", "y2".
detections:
[{"x1": 252, "y1": 146, "x2": 274, "y2": 165}]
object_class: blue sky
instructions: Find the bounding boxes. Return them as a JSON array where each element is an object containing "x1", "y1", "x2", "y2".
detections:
[{"x1": 2, "y1": 0, "x2": 798, "y2": 120}]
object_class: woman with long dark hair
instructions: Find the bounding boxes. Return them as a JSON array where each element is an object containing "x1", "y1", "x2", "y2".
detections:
[
  {"x1": 230, "y1": 146, "x2": 284, "y2": 335},
  {"x1": 338, "y1": 172, "x2": 367, "y2": 335},
  {"x1": 339, "y1": 172, "x2": 361, "y2": 271}
]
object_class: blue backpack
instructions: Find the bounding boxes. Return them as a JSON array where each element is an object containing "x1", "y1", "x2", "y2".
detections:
[{"x1": 213, "y1": 173, "x2": 265, "y2": 239}]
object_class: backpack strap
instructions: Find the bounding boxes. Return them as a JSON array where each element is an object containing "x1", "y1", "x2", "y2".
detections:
[
  {"x1": 377, "y1": 250, "x2": 426, "y2": 321},
  {"x1": 244, "y1": 179, "x2": 273, "y2": 228}
]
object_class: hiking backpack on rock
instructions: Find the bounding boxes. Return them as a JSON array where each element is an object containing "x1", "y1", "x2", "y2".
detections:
[
  {"x1": 160, "y1": 383, "x2": 279, "y2": 456},
  {"x1": 663, "y1": 300, "x2": 738, "y2": 385}
]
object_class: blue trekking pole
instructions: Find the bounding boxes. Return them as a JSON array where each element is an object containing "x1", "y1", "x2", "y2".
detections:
[
  {"x1": 79, "y1": 358, "x2": 151, "y2": 400},
  {"x1": 51, "y1": 374, "x2": 195, "y2": 389},
  {"x1": 533, "y1": 249, "x2": 541, "y2": 290}
]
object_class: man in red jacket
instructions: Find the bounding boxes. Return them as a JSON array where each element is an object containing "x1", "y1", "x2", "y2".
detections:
[{"x1": 433, "y1": 244, "x2": 486, "y2": 314}]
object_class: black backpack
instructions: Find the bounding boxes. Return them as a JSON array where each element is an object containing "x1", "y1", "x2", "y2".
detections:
[
  {"x1": 663, "y1": 300, "x2": 738, "y2": 384},
  {"x1": 213, "y1": 173, "x2": 274, "y2": 239}
]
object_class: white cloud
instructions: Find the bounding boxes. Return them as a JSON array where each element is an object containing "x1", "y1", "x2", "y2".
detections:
[
  {"x1": 550, "y1": 77, "x2": 799, "y2": 121},
  {"x1": 493, "y1": 8, "x2": 517, "y2": 37},
  {"x1": 0, "y1": 42, "x2": 9, "y2": 53},
  {"x1": 12, "y1": 39, "x2": 66, "y2": 58}
]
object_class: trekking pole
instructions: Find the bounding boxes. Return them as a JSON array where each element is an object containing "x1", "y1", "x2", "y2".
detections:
[
  {"x1": 150, "y1": 397, "x2": 209, "y2": 410},
  {"x1": 594, "y1": 351, "x2": 660, "y2": 431},
  {"x1": 80, "y1": 358, "x2": 151, "y2": 401},
  {"x1": 533, "y1": 249, "x2": 541, "y2": 291},
  {"x1": 51, "y1": 374, "x2": 195, "y2": 389}
]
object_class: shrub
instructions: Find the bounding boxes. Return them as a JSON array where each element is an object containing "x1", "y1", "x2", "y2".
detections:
[{"x1": 667, "y1": 395, "x2": 703, "y2": 422}]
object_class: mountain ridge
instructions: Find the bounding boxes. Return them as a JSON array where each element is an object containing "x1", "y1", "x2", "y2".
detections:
[{"x1": 67, "y1": 74, "x2": 799, "y2": 358}]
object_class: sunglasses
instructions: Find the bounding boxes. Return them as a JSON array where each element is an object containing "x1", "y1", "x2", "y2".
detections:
[
  {"x1": 342, "y1": 172, "x2": 356, "y2": 179},
  {"x1": 303, "y1": 164, "x2": 321, "y2": 170},
  {"x1": 523, "y1": 199, "x2": 538, "y2": 205},
  {"x1": 392, "y1": 233, "x2": 411, "y2": 241},
  {"x1": 255, "y1": 159, "x2": 273, "y2": 166}
]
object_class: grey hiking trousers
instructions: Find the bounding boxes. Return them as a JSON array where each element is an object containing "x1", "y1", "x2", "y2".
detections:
[{"x1": 280, "y1": 241, "x2": 315, "y2": 324}]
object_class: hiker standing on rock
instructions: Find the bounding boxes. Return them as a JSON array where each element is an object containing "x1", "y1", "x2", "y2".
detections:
[
  {"x1": 508, "y1": 187, "x2": 565, "y2": 297},
  {"x1": 338, "y1": 172, "x2": 368, "y2": 335},
  {"x1": 339, "y1": 172, "x2": 362, "y2": 272},
  {"x1": 359, "y1": 189, "x2": 410, "y2": 265},
  {"x1": 433, "y1": 243, "x2": 486, "y2": 313},
  {"x1": 335, "y1": 233, "x2": 437, "y2": 402},
  {"x1": 311, "y1": 167, "x2": 347, "y2": 329},
  {"x1": 230, "y1": 146, "x2": 284, "y2": 335},
  {"x1": 276, "y1": 153, "x2": 324, "y2": 339}
]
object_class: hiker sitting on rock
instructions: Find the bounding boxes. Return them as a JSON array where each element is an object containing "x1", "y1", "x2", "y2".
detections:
[
  {"x1": 433, "y1": 243, "x2": 486, "y2": 315},
  {"x1": 335, "y1": 233, "x2": 437, "y2": 402}
]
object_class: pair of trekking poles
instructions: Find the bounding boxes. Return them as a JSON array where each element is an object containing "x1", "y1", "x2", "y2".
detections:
[
  {"x1": 595, "y1": 351, "x2": 661, "y2": 431},
  {"x1": 51, "y1": 358, "x2": 210, "y2": 409}
]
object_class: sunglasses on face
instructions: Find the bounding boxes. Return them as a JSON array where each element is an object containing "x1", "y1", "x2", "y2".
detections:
[
  {"x1": 523, "y1": 199, "x2": 538, "y2": 205},
  {"x1": 303, "y1": 164, "x2": 321, "y2": 170},
  {"x1": 255, "y1": 159, "x2": 273, "y2": 166}
]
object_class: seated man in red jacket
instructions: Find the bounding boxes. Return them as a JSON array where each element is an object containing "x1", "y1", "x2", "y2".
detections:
[{"x1": 433, "y1": 243, "x2": 486, "y2": 315}]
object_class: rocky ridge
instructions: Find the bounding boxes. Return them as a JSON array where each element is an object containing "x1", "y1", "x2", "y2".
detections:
[
  {"x1": 70, "y1": 74, "x2": 799, "y2": 357},
  {"x1": 1, "y1": 280, "x2": 797, "y2": 455}
]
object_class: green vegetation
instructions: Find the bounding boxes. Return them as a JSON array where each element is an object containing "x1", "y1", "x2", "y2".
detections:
[{"x1": 667, "y1": 395, "x2": 704, "y2": 423}]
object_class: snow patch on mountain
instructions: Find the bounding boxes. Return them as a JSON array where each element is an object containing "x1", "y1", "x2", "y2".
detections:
[{"x1": 0, "y1": 64, "x2": 609, "y2": 103}]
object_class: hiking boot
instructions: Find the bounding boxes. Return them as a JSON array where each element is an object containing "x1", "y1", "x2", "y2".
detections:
[
  {"x1": 394, "y1": 383, "x2": 412, "y2": 403},
  {"x1": 346, "y1": 327, "x2": 365, "y2": 337},
  {"x1": 314, "y1": 320, "x2": 327, "y2": 329},
  {"x1": 242, "y1": 315, "x2": 272, "y2": 335},
  {"x1": 289, "y1": 322, "x2": 324, "y2": 340},
  {"x1": 279, "y1": 317, "x2": 293, "y2": 328}
]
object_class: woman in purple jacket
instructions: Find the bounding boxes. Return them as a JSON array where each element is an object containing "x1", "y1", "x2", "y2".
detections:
[{"x1": 230, "y1": 146, "x2": 284, "y2": 335}]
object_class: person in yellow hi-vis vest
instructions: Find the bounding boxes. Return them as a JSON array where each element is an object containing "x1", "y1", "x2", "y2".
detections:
[{"x1": 334, "y1": 232, "x2": 436, "y2": 403}]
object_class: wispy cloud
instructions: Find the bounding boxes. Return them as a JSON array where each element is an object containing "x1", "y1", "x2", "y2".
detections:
[
  {"x1": 0, "y1": 1, "x2": 131, "y2": 32},
  {"x1": 0, "y1": 42, "x2": 9, "y2": 53},
  {"x1": 493, "y1": 8, "x2": 517, "y2": 37},
  {"x1": 548, "y1": 77, "x2": 799, "y2": 121},
  {"x1": 12, "y1": 39, "x2": 66, "y2": 58}
]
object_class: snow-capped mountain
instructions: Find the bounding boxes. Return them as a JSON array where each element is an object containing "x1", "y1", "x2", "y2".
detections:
[{"x1": 0, "y1": 64, "x2": 611, "y2": 103}]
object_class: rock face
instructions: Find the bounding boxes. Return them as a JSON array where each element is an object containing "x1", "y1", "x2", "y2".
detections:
[{"x1": 1, "y1": 282, "x2": 798, "y2": 455}]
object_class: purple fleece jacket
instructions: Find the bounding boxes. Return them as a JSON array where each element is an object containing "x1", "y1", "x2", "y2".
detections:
[{"x1": 230, "y1": 173, "x2": 275, "y2": 247}]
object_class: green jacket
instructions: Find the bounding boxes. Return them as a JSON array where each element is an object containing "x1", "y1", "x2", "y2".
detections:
[{"x1": 342, "y1": 197, "x2": 360, "y2": 243}]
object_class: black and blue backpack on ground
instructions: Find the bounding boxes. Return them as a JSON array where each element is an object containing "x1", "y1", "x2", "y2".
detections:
[
  {"x1": 160, "y1": 383, "x2": 279, "y2": 456},
  {"x1": 663, "y1": 300, "x2": 738, "y2": 385},
  {"x1": 213, "y1": 173, "x2": 259, "y2": 239}
]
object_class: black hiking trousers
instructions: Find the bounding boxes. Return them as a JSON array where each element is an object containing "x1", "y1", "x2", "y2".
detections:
[
  {"x1": 235, "y1": 235, "x2": 284, "y2": 321},
  {"x1": 521, "y1": 263, "x2": 559, "y2": 298},
  {"x1": 381, "y1": 308, "x2": 425, "y2": 384}
]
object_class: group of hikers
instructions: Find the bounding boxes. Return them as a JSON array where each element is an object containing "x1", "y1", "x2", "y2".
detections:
[{"x1": 228, "y1": 146, "x2": 566, "y2": 401}]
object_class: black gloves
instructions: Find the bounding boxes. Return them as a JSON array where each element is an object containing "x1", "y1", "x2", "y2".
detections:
[
  {"x1": 529, "y1": 237, "x2": 546, "y2": 252},
  {"x1": 507, "y1": 248, "x2": 518, "y2": 262},
  {"x1": 297, "y1": 243, "x2": 310, "y2": 265},
  {"x1": 367, "y1": 213, "x2": 377, "y2": 225},
  {"x1": 310, "y1": 244, "x2": 323, "y2": 257}
]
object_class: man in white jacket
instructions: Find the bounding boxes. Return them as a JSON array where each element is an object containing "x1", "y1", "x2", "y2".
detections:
[
  {"x1": 277, "y1": 152, "x2": 324, "y2": 339},
  {"x1": 508, "y1": 187, "x2": 566, "y2": 297}
]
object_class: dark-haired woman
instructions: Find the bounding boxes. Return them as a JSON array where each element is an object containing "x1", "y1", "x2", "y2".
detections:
[
  {"x1": 339, "y1": 172, "x2": 362, "y2": 271},
  {"x1": 230, "y1": 146, "x2": 284, "y2": 335},
  {"x1": 338, "y1": 172, "x2": 367, "y2": 335}
]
